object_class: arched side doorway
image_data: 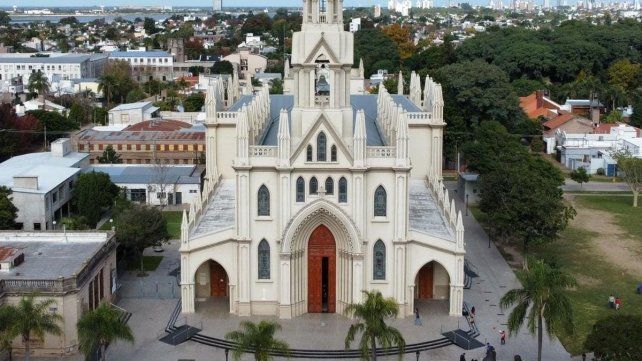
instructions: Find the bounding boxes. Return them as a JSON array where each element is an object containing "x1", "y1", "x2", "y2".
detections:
[
  {"x1": 193, "y1": 260, "x2": 229, "y2": 314},
  {"x1": 308, "y1": 225, "x2": 336, "y2": 313},
  {"x1": 415, "y1": 261, "x2": 450, "y2": 301}
]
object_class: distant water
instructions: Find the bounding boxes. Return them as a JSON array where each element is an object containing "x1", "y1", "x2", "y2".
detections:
[{"x1": 10, "y1": 13, "x2": 211, "y2": 24}]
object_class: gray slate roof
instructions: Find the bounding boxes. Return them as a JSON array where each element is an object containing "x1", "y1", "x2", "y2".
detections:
[
  {"x1": 86, "y1": 165, "x2": 202, "y2": 185},
  {"x1": 408, "y1": 180, "x2": 454, "y2": 240},
  {"x1": 192, "y1": 180, "x2": 236, "y2": 237}
]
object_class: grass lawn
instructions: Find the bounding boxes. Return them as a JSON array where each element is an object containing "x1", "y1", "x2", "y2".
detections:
[
  {"x1": 473, "y1": 196, "x2": 642, "y2": 355},
  {"x1": 126, "y1": 255, "x2": 164, "y2": 272},
  {"x1": 98, "y1": 221, "x2": 113, "y2": 230},
  {"x1": 164, "y1": 211, "x2": 183, "y2": 239}
]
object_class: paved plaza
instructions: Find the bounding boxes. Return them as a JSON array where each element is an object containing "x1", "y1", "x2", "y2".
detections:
[{"x1": 100, "y1": 184, "x2": 581, "y2": 361}]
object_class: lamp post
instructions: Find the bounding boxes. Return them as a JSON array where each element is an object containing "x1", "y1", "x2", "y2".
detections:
[
  {"x1": 52, "y1": 220, "x2": 57, "y2": 230},
  {"x1": 224, "y1": 348, "x2": 229, "y2": 361},
  {"x1": 465, "y1": 194, "x2": 469, "y2": 216},
  {"x1": 416, "y1": 350, "x2": 420, "y2": 361},
  {"x1": 109, "y1": 218, "x2": 114, "y2": 231}
]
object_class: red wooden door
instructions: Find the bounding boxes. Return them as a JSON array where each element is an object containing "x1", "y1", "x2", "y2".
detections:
[
  {"x1": 308, "y1": 225, "x2": 336, "y2": 313},
  {"x1": 210, "y1": 262, "x2": 228, "y2": 297},
  {"x1": 417, "y1": 263, "x2": 434, "y2": 299}
]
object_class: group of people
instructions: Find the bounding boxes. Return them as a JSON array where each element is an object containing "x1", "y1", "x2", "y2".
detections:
[{"x1": 608, "y1": 294, "x2": 623, "y2": 310}]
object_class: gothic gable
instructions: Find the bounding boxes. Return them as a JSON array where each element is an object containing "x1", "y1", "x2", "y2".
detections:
[
  {"x1": 290, "y1": 112, "x2": 353, "y2": 164},
  {"x1": 303, "y1": 36, "x2": 340, "y2": 64}
]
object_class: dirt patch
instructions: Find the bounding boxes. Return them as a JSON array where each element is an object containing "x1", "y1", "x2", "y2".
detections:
[
  {"x1": 497, "y1": 244, "x2": 524, "y2": 269},
  {"x1": 568, "y1": 196, "x2": 642, "y2": 276},
  {"x1": 573, "y1": 274, "x2": 602, "y2": 288}
]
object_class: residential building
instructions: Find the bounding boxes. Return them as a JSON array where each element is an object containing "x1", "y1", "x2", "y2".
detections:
[
  {"x1": 108, "y1": 50, "x2": 174, "y2": 82},
  {"x1": 0, "y1": 231, "x2": 118, "y2": 358},
  {"x1": 0, "y1": 53, "x2": 108, "y2": 87},
  {"x1": 457, "y1": 173, "x2": 480, "y2": 205},
  {"x1": 16, "y1": 98, "x2": 67, "y2": 116},
  {"x1": 213, "y1": 0, "x2": 223, "y2": 11},
  {"x1": 222, "y1": 48, "x2": 268, "y2": 81},
  {"x1": 179, "y1": 0, "x2": 465, "y2": 321},
  {"x1": 349, "y1": 18, "x2": 362, "y2": 32},
  {"x1": 0, "y1": 138, "x2": 89, "y2": 231},
  {"x1": 87, "y1": 164, "x2": 203, "y2": 206},
  {"x1": 71, "y1": 127, "x2": 205, "y2": 165},
  {"x1": 108, "y1": 101, "x2": 160, "y2": 127}
]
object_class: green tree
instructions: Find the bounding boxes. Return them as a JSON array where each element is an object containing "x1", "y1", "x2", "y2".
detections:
[
  {"x1": 604, "y1": 109, "x2": 623, "y2": 124},
  {"x1": 225, "y1": 321, "x2": 290, "y2": 361},
  {"x1": 500, "y1": 259, "x2": 576, "y2": 361},
  {"x1": 584, "y1": 314, "x2": 642, "y2": 361},
  {"x1": 183, "y1": 93, "x2": 205, "y2": 112},
  {"x1": 0, "y1": 11, "x2": 11, "y2": 26},
  {"x1": 615, "y1": 153, "x2": 642, "y2": 207},
  {"x1": 0, "y1": 186, "x2": 18, "y2": 230},
  {"x1": 115, "y1": 204, "x2": 168, "y2": 275},
  {"x1": 0, "y1": 300, "x2": 15, "y2": 360},
  {"x1": 97, "y1": 145, "x2": 123, "y2": 164},
  {"x1": 98, "y1": 74, "x2": 118, "y2": 108},
  {"x1": 2, "y1": 296, "x2": 63, "y2": 361},
  {"x1": 66, "y1": 102, "x2": 85, "y2": 125},
  {"x1": 354, "y1": 29, "x2": 400, "y2": 77},
  {"x1": 77, "y1": 303, "x2": 134, "y2": 361},
  {"x1": 570, "y1": 167, "x2": 590, "y2": 187},
  {"x1": 630, "y1": 97, "x2": 642, "y2": 128},
  {"x1": 344, "y1": 290, "x2": 405, "y2": 361},
  {"x1": 72, "y1": 171, "x2": 119, "y2": 227},
  {"x1": 241, "y1": 13, "x2": 273, "y2": 35},
  {"x1": 27, "y1": 70, "x2": 50, "y2": 107},
  {"x1": 210, "y1": 60, "x2": 234, "y2": 75},
  {"x1": 143, "y1": 17, "x2": 158, "y2": 35},
  {"x1": 607, "y1": 59, "x2": 641, "y2": 94},
  {"x1": 125, "y1": 88, "x2": 147, "y2": 103},
  {"x1": 269, "y1": 79, "x2": 283, "y2": 94}
]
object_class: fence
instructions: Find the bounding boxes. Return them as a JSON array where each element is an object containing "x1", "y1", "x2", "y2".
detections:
[{"x1": 119, "y1": 278, "x2": 180, "y2": 299}]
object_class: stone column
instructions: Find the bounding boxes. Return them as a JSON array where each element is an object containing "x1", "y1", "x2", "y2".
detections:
[
  {"x1": 180, "y1": 254, "x2": 195, "y2": 313},
  {"x1": 236, "y1": 170, "x2": 250, "y2": 238},
  {"x1": 309, "y1": 68, "x2": 315, "y2": 107},
  {"x1": 393, "y1": 243, "x2": 406, "y2": 316},
  {"x1": 279, "y1": 173, "x2": 291, "y2": 236},
  {"x1": 352, "y1": 172, "x2": 365, "y2": 233},
  {"x1": 238, "y1": 240, "x2": 251, "y2": 316},
  {"x1": 394, "y1": 172, "x2": 407, "y2": 240},
  {"x1": 206, "y1": 131, "x2": 218, "y2": 182},
  {"x1": 352, "y1": 256, "x2": 363, "y2": 303},
  {"x1": 279, "y1": 254, "x2": 292, "y2": 318}
]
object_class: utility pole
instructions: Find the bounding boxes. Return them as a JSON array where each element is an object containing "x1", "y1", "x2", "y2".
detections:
[{"x1": 43, "y1": 125, "x2": 47, "y2": 150}]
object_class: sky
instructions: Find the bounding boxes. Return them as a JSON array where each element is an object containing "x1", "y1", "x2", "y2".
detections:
[{"x1": 3, "y1": 0, "x2": 457, "y2": 9}]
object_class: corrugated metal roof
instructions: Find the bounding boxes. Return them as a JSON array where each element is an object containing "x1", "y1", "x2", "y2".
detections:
[
  {"x1": 75, "y1": 129, "x2": 204, "y2": 142},
  {"x1": 87, "y1": 165, "x2": 201, "y2": 185},
  {"x1": 108, "y1": 50, "x2": 171, "y2": 58},
  {"x1": 110, "y1": 101, "x2": 153, "y2": 111},
  {"x1": 0, "y1": 55, "x2": 96, "y2": 64}
]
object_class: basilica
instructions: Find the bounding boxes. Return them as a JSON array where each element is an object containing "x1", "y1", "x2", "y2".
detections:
[{"x1": 179, "y1": 0, "x2": 465, "y2": 319}]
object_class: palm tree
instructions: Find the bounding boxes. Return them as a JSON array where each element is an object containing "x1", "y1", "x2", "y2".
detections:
[
  {"x1": 500, "y1": 259, "x2": 576, "y2": 361},
  {"x1": 0, "y1": 305, "x2": 15, "y2": 361},
  {"x1": 27, "y1": 70, "x2": 50, "y2": 109},
  {"x1": 344, "y1": 290, "x2": 405, "y2": 361},
  {"x1": 98, "y1": 74, "x2": 118, "y2": 108},
  {"x1": 3, "y1": 295, "x2": 63, "y2": 361},
  {"x1": 225, "y1": 320, "x2": 290, "y2": 361},
  {"x1": 77, "y1": 302, "x2": 134, "y2": 361}
]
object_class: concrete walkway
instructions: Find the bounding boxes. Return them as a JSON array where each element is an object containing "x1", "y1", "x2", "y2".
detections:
[
  {"x1": 446, "y1": 181, "x2": 574, "y2": 361},
  {"x1": 562, "y1": 179, "x2": 629, "y2": 192}
]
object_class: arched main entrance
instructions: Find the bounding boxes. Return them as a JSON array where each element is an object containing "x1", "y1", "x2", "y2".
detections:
[
  {"x1": 210, "y1": 261, "x2": 228, "y2": 297},
  {"x1": 308, "y1": 225, "x2": 336, "y2": 313}
]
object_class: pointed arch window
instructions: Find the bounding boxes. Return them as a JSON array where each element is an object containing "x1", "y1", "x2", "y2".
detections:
[
  {"x1": 373, "y1": 240, "x2": 386, "y2": 280},
  {"x1": 258, "y1": 239, "x2": 270, "y2": 279},
  {"x1": 331, "y1": 145, "x2": 337, "y2": 162},
  {"x1": 310, "y1": 177, "x2": 318, "y2": 195},
  {"x1": 296, "y1": 177, "x2": 305, "y2": 202},
  {"x1": 306, "y1": 145, "x2": 313, "y2": 162},
  {"x1": 257, "y1": 185, "x2": 270, "y2": 216},
  {"x1": 317, "y1": 133, "x2": 327, "y2": 161},
  {"x1": 374, "y1": 185, "x2": 387, "y2": 217},
  {"x1": 325, "y1": 177, "x2": 334, "y2": 195},
  {"x1": 338, "y1": 177, "x2": 347, "y2": 203}
]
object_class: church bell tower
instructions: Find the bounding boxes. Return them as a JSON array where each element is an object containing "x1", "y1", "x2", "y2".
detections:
[{"x1": 289, "y1": 0, "x2": 354, "y2": 142}]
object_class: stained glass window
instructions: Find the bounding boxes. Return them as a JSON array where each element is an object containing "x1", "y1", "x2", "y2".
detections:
[
  {"x1": 306, "y1": 145, "x2": 313, "y2": 162},
  {"x1": 296, "y1": 177, "x2": 305, "y2": 202},
  {"x1": 325, "y1": 177, "x2": 334, "y2": 195},
  {"x1": 373, "y1": 240, "x2": 386, "y2": 280},
  {"x1": 338, "y1": 177, "x2": 347, "y2": 203},
  {"x1": 310, "y1": 177, "x2": 318, "y2": 194},
  {"x1": 374, "y1": 185, "x2": 387, "y2": 217},
  {"x1": 317, "y1": 133, "x2": 327, "y2": 161},
  {"x1": 258, "y1": 239, "x2": 270, "y2": 279},
  {"x1": 331, "y1": 145, "x2": 337, "y2": 161},
  {"x1": 257, "y1": 185, "x2": 270, "y2": 216}
]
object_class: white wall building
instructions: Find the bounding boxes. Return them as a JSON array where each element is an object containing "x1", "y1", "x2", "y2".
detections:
[
  {"x1": 108, "y1": 50, "x2": 174, "y2": 69},
  {"x1": 349, "y1": 18, "x2": 362, "y2": 33},
  {"x1": 108, "y1": 101, "x2": 160, "y2": 127},
  {"x1": 178, "y1": 0, "x2": 465, "y2": 320},
  {"x1": 87, "y1": 164, "x2": 203, "y2": 206},
  {"x1": 0, "y1": 54, "x2": 107, "y2": 87},
  {"x1": 0, "y1": 139, "x2": 89, "y2": 231}
]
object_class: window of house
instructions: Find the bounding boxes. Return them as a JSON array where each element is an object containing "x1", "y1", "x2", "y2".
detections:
[
  {"x1": 257, "y1": 185, "x2": 270, "y2": 216},
  {"x1": 325, "y1": 177, "x2": 334, "y2": 195},
  {"x1": 306, "y1": 145, "x2": 313, "y2": 162},
  {"x1": 258, "y1": 239, "x2": 270, "y2": 279},
  {"x1": 374, "y1": 186, "x2": 387, "y2": 217},
  {"x1": 34, "y1": 223, "x2": 41, "y2": 230},
  {"x1": 331, "y1": 145, "x2": 337, "y2": 161},
  {"x1": 373, "y1": 240, "x2": 386, "y2": 280},
  {"x1": 130, "y1": 189, "x2": 146, "y2": 203},
  {"x1": 296, "y1": 177, "x2": 305, "y2": 202},
  {"x1": 317, "y1": 132, "x2": 327, "y2": 161},
  {"x1": 338, "y1": 177, "x2": 347, "y2": 203},
  {"x1": 310, "y1": 177, "x2": 318, "y2": 194}
]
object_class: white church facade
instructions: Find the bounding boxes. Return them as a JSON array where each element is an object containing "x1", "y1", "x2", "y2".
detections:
[{"x1": 179, "y1": 0, "x2": 465, "y2": 319}]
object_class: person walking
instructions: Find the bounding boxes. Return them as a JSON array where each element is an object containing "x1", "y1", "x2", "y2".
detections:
[
  {"x1": 414, "y1": 307, "x2": 422, "y2": 326},
  {"x1": 615, "y1": 297, "x2": 622, "y2": 310},
  {"x1": 460, "y1": 352, "x2": 466, "y2": 361},
  {"x1": 499, "y1": 330, "x2": 506, "y2": 345},
  {"x1": 608, "y1": 294, "x2": 615, "y2": 309},
  {"x1": 471, "y1": 306, "x2": 476, "y2": 317}
]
